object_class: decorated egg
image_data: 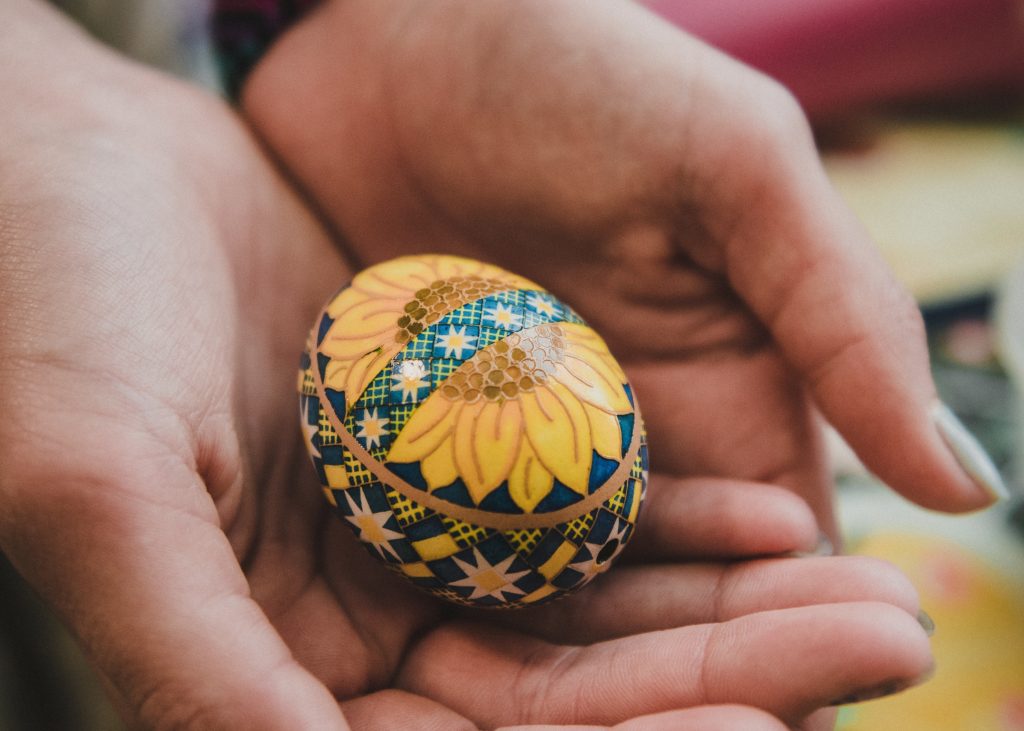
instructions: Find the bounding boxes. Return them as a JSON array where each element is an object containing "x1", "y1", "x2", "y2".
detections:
[{"x1": 298, "y1": 255, "x2": 647, "y2": 607}]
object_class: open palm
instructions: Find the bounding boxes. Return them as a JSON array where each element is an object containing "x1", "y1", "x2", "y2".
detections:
[{"x1": 0, "y1": 2, "x2": 947, "y2": 730}]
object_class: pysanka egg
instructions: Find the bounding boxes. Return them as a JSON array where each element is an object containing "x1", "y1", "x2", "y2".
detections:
[{"x1": 298, "y1": 255, "x2": 647, "y2": 607}]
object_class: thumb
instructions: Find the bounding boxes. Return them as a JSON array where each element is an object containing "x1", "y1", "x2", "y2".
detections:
[
  {"x1": 718, "y1": 109, "x2": 1006, "y2": 512},
  {"x1": 0, "y1": 440, "x2": 346, "y2": 731}
]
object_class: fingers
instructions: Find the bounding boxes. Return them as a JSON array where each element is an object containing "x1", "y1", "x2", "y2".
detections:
[
  {"x1": 694, "y1": 85, "x2": 1001, "y2": 512},
  {"x1": 341, "y1": 690, "x2": 477, "y2": 731},
  {"x1": 398, "y1": 602, "x2": 933, "y2": 728},
  {"x1": 629, "y1": 476, "x2": 820, "y2": 560},
  {"x1": 240, "y1": 0, "x2": 1001, "y2": 515},
  {"x1": 497, "y1": 705, "x2": 788, "y2": 730},
  {"x1": 737, "y1": 193, "x2": 995, "y2": 511},
  {"x1": 495, "y1": 555, "x2": 919, "y2": 644},
  {"x1": 0, "y1": 448, "x2": 346, "y2": 731},
  {"x1": 626, "y1": 351, "x2": 837, "y2": 534}
]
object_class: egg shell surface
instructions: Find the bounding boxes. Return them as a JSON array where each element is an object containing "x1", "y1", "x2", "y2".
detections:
[{"x1": 298, "y1": 254, "x2": 647, "y2": 608}]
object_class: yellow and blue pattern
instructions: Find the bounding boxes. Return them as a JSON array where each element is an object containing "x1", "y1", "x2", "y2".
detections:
[{"x1": 298, "y1": 255, "x2": 647, "y2": 607}]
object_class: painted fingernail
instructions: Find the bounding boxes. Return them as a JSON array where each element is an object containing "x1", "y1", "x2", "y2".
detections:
[
  {"x1": 828, "y1": 665, "x2": 935, "y2": 706},
  {"x1": 916, "y1": 609, "x2": 935, "y2": 637},
  {"x1": 931, "y1": 400, "x2": 1010, "y2": 502},
  {"x1": 828, "y1": 680, "x2": 907, "y2": 706}
]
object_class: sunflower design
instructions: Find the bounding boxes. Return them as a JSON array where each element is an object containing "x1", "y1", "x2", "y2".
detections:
[
  {"x1": 387, "y1": 323, "x2": 633, "y2": 512},
  {"x1": 302, "y1": 254, "x2": 647, "y2": 608},
  {"x1": 319, "y1": 255, "x2": 539, "y2": 409}
]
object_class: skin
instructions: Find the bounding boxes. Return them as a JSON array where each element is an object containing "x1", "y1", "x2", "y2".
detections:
[
  {"x1": 0, "y1": 0, "x2": 974, "y2": 729},
  {"x1": 244, "y1": 0, "x2": 994, "y2": 522}
]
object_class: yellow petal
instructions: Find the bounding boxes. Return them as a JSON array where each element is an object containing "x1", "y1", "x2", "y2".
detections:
[
  {"x1": 321, "y1": 334, "x2": 389, "y2": 362},
  {"x1": 453, "y1": 399, "x2": 492, "y2": 503},
  {"x1": 552, "y1": 323, "x2": 631, "y2": 414},
  {"x1": 421, "y1": 437, "x2": 459, "y2": 490},
  {"x1": 586, "y1": 403, "x2": 622, "y2": 460},
  {"x1": 325, "y1": 298, "x2": 399, "y2": 339},
  {"x1": 553, "y1": 356, "x2": 631, "y2": 415},
  {"x1": 318, "y1": 256, "x2": 544, "y2": 406},
  {"x1": 471, "y1": 399, "x2": 523, "y2": 494},
  {"x1": 388, "y1": 396, "x2": 461, "y2": 462},
  {"x1": 347, "y1": 351, "x2": 392, "y2": 398},
  {"x1": 562, "y1": 323, "x2": 627, "y2": 380},
  {"x1": 521, "y1": 383, "x2": 592, "y2": 495},
  {"x1": 507, "y1": 439, "x2": 555, "y2": 512}
]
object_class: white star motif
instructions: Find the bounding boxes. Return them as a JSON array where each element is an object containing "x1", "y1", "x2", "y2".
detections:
[
  {"x1": 526, "y1": 293, "x2": 557, "y2": 318},
  {"x1": 482, "y1": 303, "x2": 522, "y2": 330},
  {"x1": 436, "y1": 325, "x2": 477, "y2": 359},
  {"x1": 449, "y1": 548, "x2": 531, "y2": 601},
  {"x1": 355, "y1": 407, "x2": 390, "y2": 449},
  {"x1": 567, "y1": 519, "x2": 630, "y2": 579},
  {"x1": 342, "y1": 490, "x2": 405, "y2": 561},
  {"x1": 391, "y1": 360, "x2": 430, "y2": 403}
]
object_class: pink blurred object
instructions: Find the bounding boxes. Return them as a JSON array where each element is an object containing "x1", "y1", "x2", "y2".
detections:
[{"x1": 643, "y1": 0, "x2": 1024, "y2": 120}]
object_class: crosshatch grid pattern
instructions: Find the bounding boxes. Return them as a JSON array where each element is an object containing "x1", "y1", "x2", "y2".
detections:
[
  {"x1": 300, "y1": 263, "x2": 645, "y2": 607},
  {"x1": 301, "y1": 431, "x2": 647, "y2": 607}
]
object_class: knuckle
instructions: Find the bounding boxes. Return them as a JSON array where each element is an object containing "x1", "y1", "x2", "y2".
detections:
[
  {"x1": 891, "y1": 285, "x2": 927, "y2": 336},
  {"x1": 843, "y1": 556, "x2": 920, "y2": 607},
  {"x1": 748, "y1": 77, "x2": 814, "y2": 151}
]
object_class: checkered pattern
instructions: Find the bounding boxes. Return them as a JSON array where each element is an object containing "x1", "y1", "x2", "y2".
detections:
[
  {"x1": 561, "y1": 511, "x2": 596, "y2": 544},
  {"x1": 322, "y1": 472, "x2": 645, "y2": 607},
  {"x1": 395, "y1": 330, "x2": 436, "y2": 360},
  {"x1": 605, "y1": 484, "x2": 627, "y2": 515},
  {"x1": 442, "y1": 516, "x2": 492, "y2": 548},
  {"x1": 346, "y1": 290, "x2": 578, "y2": 432},
  {"x1": 318, "y1": 405, "x2": 341, "y2": 447},
  {"x1": 299, "y1": 369, "x2": 316, "y2": 396},
  {"x1": 493, "y1": 290, "x2": 525, "y2": 306},
  {"x1": 359, "y1": 365, "x2": 392, "y2": 407},
  {"x1": 302, "y1": 437, "x2": 647, "y2": 608},
  {"x1": 504, "y1": 528, "x2": 543, "y2": 554},
  {"x1": 439, "y1": 300, "x2": 483, "y2": 326},
  {"x1": 388, "y1": 403, "x2": 417, "y2": 436},
  {"x1": 342, "y1": 447, "x2": 375, "y2": 485},
  {"x1": 429, "y1": 358, "x2": 461, "y2": 388},
  {"x1": 475, "y1": 326, "x2": 507, "y2": 348},
  {"x1": 385, "y1": 485, "x2": 433, "y2": 527},
  {"x1": 299, "y1": 280, "x2": 644, "y2": 608}
]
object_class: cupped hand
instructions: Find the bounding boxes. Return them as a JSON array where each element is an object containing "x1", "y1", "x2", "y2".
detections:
[
  {"x1": 0, "y1": 2, "x2": 934, "y2": 730},
  {"x1": 244, "y1": 0, "x2": 1000, "y2": 533}
]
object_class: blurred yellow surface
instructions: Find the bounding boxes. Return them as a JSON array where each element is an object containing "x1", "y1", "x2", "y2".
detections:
[
  {"x1": 837, "y1": 532, "x2": 1024, "y2": 731},
  {"x1": 825, "y1": 123, "x2": 1024, "y2": 305}
]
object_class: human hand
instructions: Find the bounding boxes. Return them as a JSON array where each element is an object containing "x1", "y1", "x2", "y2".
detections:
[
  {"x1": 0, "y1": 2, "x2": 933, "y2": 729},
  {"x1": 0, "y1": 2, "x2": 350, "y2": 727},
  {"x1": 243, "y1": 0, "x2": 1006, "y2": 538}
]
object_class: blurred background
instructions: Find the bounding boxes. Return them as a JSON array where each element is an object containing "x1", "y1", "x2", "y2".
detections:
[{"x1": 4, "y1": 0, "x2": 1024, "y2": 728}]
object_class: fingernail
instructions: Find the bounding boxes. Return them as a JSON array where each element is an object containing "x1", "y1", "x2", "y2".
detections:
[
  {"x1": 828, "y1": 679, "x2": 907, "y2": 706},
  {"x1": 829, "y1": 665, "x2": 935, "y2": 706},
  {"x1": 916, "y1": 609, "x2": 935, "y2": 637},
  {"x1": 931, "y1": 400, "x2": 1010, "y2": 502},
  {"x1": 789, "y1": 531, "x2": 834, "y2": 558}
]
